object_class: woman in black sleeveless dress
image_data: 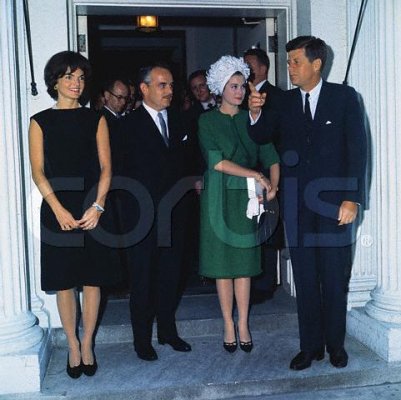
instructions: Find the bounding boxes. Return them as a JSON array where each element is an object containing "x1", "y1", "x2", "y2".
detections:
[{"x1": 29, "y1": 51, "x2": 119, "y2": 378}]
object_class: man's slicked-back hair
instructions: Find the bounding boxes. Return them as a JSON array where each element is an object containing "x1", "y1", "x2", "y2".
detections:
[
  {"x1": 286, "y1": 36, "x2": 327, "y2": 71},
  {"x1": 137, "y1": 62, "x2": 172, "y2": 86},
  {"x1": 243, "y1": 48, "x2": 270, "y2": 71},
  {"x1": 44, "y1": 51, "x2": 91, "y2": 101}
]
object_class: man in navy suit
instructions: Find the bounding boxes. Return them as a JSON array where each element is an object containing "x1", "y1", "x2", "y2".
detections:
[
  {"x1": 243, "y1": 48, "x2": 284, "y2": 303},
  {"x1": 248, "y1": 36, "x2": 367, "y2": 370},
  {"x1": 123, "y1": 64, "x2": 192, "y2": 361}
]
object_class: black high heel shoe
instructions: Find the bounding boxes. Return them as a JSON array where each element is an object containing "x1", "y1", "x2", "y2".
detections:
[
  {"x1": 81, "y1": 352, "x2": 98, "y2": 376},
  {"x1": 66, "y1": 353, "x2": 82, "y2": 379},
  {"x1": 238, "y1": 327, "x2": 253, "y2": 353},
  {"x1": 223, "y1": 340, "x2": 238, "y2": 353},
  {"x1": 223, "y1": 323, "x2": 237, "y2": 353},
  {"x1": 239, "y1": 340, "x2": 253, "y2": 353}
]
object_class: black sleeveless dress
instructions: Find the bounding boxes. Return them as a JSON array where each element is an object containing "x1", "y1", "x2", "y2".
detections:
[{"x1": 31, "y1": 107, "x2": 120, "y2": 291}]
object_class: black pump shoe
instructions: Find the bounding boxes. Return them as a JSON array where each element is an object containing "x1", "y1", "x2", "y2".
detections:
[
  {"x1": 66, "y1": 354, "x2": 82, "y2": 379},
  {"x1": 82, "y1": 354, "x2": 98, "y2": 376},
  {"x1": 223, "y1": 341, "x2": 238, "y2": 353},
  {"x1": 238, "y1": 326, "x2": 253, "y2": 353},
  {"x1": 239, "y1": 340, "x2": 253, "y2": 353}
]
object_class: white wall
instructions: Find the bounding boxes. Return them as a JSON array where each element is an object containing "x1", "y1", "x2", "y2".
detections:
[
  {"x1": 236, "y1": 19, "x2": 278, "y2": 86},
  {"x1": 184, "y1": 26, "x2": 234, "y2": 75},
  {"x1": 309, "y1": 0, "x2": 347, "y2": 83},
  {"x1": 27, "y1": 0, "x2": 71, "y2": 328}
]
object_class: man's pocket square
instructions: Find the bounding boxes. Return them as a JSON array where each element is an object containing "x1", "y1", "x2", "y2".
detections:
[
  {"x1": 325, "y1": 121, "x2": 332, "y2": 125},
  {"x1": 182, "y1": 135, "x2": 188, "y2": 141}
]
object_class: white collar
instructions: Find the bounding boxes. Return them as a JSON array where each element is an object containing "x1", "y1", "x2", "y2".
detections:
[
  {"x1": 142, "y1": 102, "x2": 167, "y2": 119},
  {"x1": 201, "y1": 98, "x2": 216, "y2": 110},
  {"x1": 300, "y1": 78, "x2": 323, "y2": 100},
  {"x1": 104, "y1": 105, "x2": 126, "y2": 117},
  {"x1": 255, "y1": 80, "x2": 267, "y2": 92}
]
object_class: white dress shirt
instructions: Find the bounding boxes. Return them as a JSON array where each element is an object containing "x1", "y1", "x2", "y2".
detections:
[
  {"x1": 255, "y1": 79, "x2": 267, "y2": 92},
  {"x1": 200, "y1": 98, "x2": 216, "y2": 111},
  {"x1": 300, "y1": 79, "x2": 323, "y2": 120},
  {"x1": 142, "y1": 102, "x2": 169, "y2": 139}
]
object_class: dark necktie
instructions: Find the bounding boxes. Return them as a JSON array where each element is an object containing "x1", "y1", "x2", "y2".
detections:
[
  {"x1": 157, "y1": 112, "x2": 169, "y2": 147},
  {"x1": 304, "y1": 93, "x2": 312, "y2": 122},
  {"x1": 207, "y1": 102, "x2": 214, "y2": 110}
]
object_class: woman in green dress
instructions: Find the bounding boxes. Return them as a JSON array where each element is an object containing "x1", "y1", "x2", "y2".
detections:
[{"x1": 198, "y1": 56, "x2": 280, "y2": 353}]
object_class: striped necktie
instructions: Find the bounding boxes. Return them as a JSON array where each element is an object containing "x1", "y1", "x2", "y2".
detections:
[{"x1": 157, "y1": 112, "x2": 169, "y2": 147}]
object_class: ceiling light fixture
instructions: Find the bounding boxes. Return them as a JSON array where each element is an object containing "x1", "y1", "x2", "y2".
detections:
[{"x1": 136, "y1": 15, "x2": 159, "y2": 32}]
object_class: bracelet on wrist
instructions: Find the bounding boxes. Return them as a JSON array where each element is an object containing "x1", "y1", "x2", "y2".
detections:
[{"x1": 92, "y1": 202, "x2": 105, "y2": 213}]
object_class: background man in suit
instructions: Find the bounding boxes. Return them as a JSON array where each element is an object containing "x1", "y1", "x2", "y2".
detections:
[
  {"x1": 243, "y1": 47, "x2": 283, "y2": 112},
  {"x1": 248, "y1": 36, "x2": 367, "y2": 370},
  {"x1": 243, "y1": 48, "x2": 284, "y2": 303},
  {"x1": 185, "y1": 70, "x2": 216, "y2": 135},
  {"x1": 101, "y1": 79, "x2": 130, "y2": 175},
  {"x1": 123, "y1": 64, "x2": 192, "y2": 361},
  {"x1": 183, "y1": 70, "x2": 216, "y2": 284},
  {"x1": 100, "y1": 79, "x2": 130, "y2": 276}
]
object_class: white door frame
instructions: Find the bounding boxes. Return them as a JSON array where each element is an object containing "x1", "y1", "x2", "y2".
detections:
[
  {"x1": 68, "y1": 0, "x2": 297, "y2": 89},
  {"x1": 67, "y1": 0, "x2": 297, "y2": 294}
]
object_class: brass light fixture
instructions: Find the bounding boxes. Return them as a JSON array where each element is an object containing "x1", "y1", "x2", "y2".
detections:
[{"x1": 136, "y1": 15, "x2": 159, "y2": 32}]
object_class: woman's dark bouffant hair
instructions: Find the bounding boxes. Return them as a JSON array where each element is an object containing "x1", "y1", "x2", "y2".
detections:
[{"x1": 44, "y1": 51, "x2": 92, "y2": 102}]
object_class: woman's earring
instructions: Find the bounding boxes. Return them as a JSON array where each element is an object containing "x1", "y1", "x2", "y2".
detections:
[{"x1": 54, "y1": 84, "x2": 58, "y2": 90}]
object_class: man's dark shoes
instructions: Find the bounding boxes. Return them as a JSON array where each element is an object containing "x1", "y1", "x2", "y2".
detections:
[
  {"x1": 158, "y1": 336, "x2": 192, "y2": 352},
  {"x1": 329, "y1": 347, "x2": 348, "y2": 368},
  {"x1": 135, "y1": 344, "x2": 158, "y2": 361},
  {"x1": 289, "y1": 349, "x2": 325, "y2": 370}
]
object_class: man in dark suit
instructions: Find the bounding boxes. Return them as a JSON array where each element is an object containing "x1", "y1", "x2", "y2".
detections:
[
  {"x1": 185, "y1": 70, "x2": 216, "y2": 136},
  {"x1": 101, "y1": 79, "x2": 130, "y2": 175},
  {"x1": 243, "y1": 47, "x2": 283, "y2": 113},
  {"x1": 248, "y1": 36, "x2": 367, "y2": 370},
  {"x1": 99, "y1": 79, "x2": 130, "y2": 269},
  {"x1": 123, "y1": 64, "x2": 192, "y2": 361},
  {"x1": 182, "y1": 70, "x2": 216, "y2": 283},
  {"x1": 243, "y1": 48, "x2": 284, "y2": 303}
]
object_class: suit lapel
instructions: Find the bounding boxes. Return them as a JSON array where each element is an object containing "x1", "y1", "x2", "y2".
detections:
[
  {"x1": 291, "y1": 89, "x2": 305, "y2": 127},
  {"x1": 166, "y1": 109, "x2": 183, "y2": 149},
  {"x1": 138, "y1": 106, "x2": 170, "y2": 150},
  {"x1": 313, "y1": 81, "x2": 330, "y2": 125}
]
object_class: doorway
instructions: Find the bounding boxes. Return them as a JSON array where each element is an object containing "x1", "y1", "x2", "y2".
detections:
[{"x1": 71, "y1": 2, "x2": 292, "y2": 296}]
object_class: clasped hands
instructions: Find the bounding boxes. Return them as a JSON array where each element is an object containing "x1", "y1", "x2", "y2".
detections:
[
  {"x1": 255, "y1": 173, "x2": 277, "y2": 202},
  {"x1": 55, "y1": 205, "x2": 102, "y2": 231}
]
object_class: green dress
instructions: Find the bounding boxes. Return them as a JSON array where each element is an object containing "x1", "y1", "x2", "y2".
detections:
[{"x1": 198, "y1": 109, "x2": 280, "y2": 279}]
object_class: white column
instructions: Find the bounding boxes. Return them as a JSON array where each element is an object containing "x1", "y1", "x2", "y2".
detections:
[
  {"x1": 0, "y1": 1, "x2": 49, "y2": 394},
  {"x1": 28, "y1": 0, "x2": 70, "y2": 330},
  {"x1": 344, "y1": 0, "x2": 378, "y2": 310},
  {"x1": 347, "y1": 0, "x2": 401, "y2": 362}
]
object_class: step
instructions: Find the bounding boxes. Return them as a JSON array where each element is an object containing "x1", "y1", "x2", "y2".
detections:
[
  {"x1": 5, "y1": 289, "x2": 401, "y2": 400},
  {"x1": 54, "y1": 288, "x2": 298, "y2": 347},
  {"x1": 41, "y1": 328, "x2": 401, "y2": 400}
]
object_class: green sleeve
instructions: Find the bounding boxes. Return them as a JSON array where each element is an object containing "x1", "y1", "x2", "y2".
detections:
[{"x1": 259, "y1": 142, "x2": 280, "y2": 169}]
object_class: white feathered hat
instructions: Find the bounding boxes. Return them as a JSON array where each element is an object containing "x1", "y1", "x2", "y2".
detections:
[{"x1": 206, "y1": 55, "x2": 250, "y2": 96}]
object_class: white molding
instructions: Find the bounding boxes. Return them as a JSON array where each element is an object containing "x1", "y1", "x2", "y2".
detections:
[
  {"x1": 347, "y1": 0, "x2": 401, "y2": 361},
  {"x1": 0, "y1": 1, "x2": 49, "y2": 394}
]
